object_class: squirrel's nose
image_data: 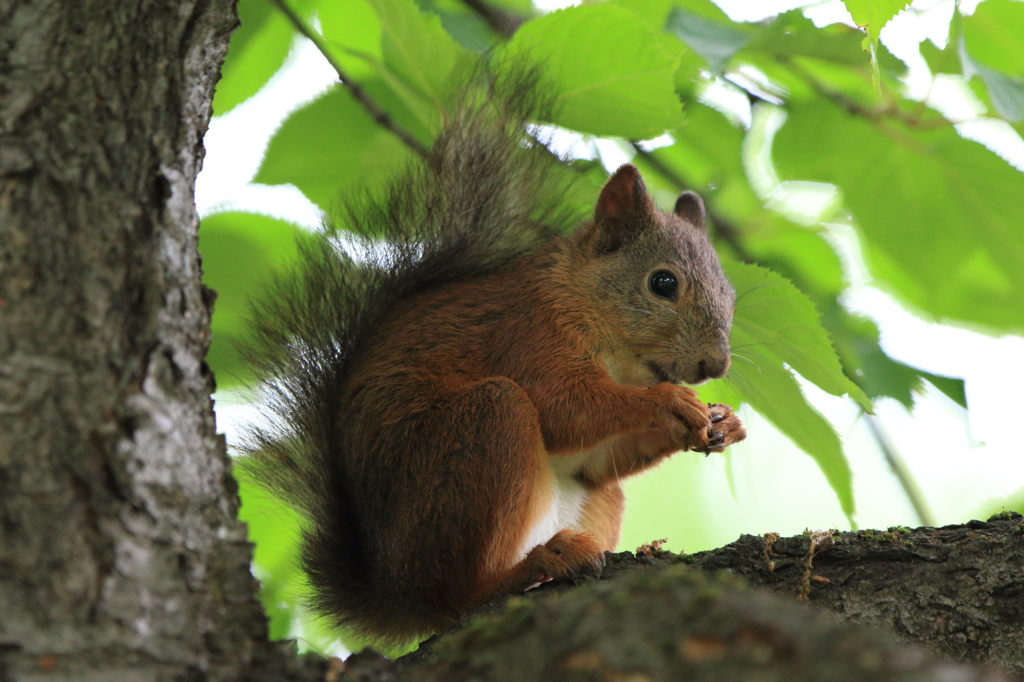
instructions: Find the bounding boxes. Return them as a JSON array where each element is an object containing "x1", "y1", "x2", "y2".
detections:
[{"x1": 699, "y1": 355, "x2": 730, "y2": 380}]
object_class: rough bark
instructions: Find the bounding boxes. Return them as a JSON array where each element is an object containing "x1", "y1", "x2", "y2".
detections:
[
  {"x1": 0, "y1": 0, "x2": 325, "y2": 679},
  {"x1": 357, "y1": 515, "x2": 1024, "y2": 682},
  {"x1": 685, "y1": 514, "x2": 1024, "y2": 676}
]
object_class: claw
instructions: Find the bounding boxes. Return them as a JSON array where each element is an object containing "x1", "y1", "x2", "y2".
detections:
[{"x1": 524, "y1": 574, "x2": 553, "y2": 592}]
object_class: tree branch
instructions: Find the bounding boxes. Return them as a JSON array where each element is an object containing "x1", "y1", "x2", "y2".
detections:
[
  {"x1": 270, "y1": 0, "x2": 431, "y2": 160},
  {"x1": 778, "y1": 55, "x2": 953, "y2": 132},
  {"x1": 372, "y1": 515, "x2": 1024, "y2": 681}
]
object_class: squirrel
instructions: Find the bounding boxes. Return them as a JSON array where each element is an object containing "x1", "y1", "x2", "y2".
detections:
[{"x1": 238, "y1": 71, "x2": 747, "y2": 646}]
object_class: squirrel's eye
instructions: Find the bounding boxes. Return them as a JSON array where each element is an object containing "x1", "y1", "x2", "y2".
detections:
[{"x1": 648, "y1": 270, "x2": 679, "y2": 300}]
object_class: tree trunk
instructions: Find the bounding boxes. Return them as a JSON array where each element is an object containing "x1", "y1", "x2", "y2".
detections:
[{"x1": 0, "y1": 1, "x2": 322, "y2": 679}]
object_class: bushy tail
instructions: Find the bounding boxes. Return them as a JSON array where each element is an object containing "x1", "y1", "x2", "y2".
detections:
[{"x1": 235, "y1": 67, "x2": 580, "y2": 642}]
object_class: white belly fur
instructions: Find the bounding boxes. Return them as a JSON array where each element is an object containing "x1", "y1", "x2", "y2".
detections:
[{"x1": 513, "y1": 472, "x2": 588, "y2": 563}]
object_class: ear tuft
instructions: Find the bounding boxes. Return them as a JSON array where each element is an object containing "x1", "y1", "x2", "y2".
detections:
[
  {"x1": 590, "y1": 164, "x2": 653, "y2": 253},
  {"x1": 595, "y1": 164, "x2": 645, "y2": 225},
  {"x1": 674, "y1": 190, "x2": 706, "y2": 230}
]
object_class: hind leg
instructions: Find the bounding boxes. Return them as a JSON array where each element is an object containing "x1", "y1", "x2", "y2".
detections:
[
  {"x1": 433, "y1": 379, "x2": 605, "y2": 603},
  {"x1": 479, "y1": 528, "x2": 607, "y2": 598},
  {"x1": 486, "y1": 482, "x2": 621, "y2": 595},
  {"x1": 380, "y1": 376, "x2": 603, "y2": 623}
]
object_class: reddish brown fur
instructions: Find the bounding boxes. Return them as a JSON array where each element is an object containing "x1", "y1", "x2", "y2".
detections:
[{"x1": 321, "y1": 165, "x2": 746, "y2": 642}]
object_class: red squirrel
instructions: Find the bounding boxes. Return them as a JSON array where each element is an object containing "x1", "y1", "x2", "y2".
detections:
[{"x1": 239, "y1": 74, "x2": 746, "y2": 645}]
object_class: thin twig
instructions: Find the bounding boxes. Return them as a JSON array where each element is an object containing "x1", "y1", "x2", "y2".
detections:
[
  {"x1": 865, "y1": 412, "x2": 936, "y2": 527},
  {"x1": 778, "y1": 55, "x2": 952, "y2": 132},
  {"x1": 459, "y1": 0, "x2": 526, "y2": 38},
  {"x1": 270, "y1": 0, "x2": 431, "y2": 160}
]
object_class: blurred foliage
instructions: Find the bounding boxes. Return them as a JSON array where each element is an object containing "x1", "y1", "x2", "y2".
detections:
[
  {"x1": 200, "y1": 212, "x2": 302, "y2": 386},
  {"x1": 201, "y1": 0, "x2": 1024, "y2": 654}
]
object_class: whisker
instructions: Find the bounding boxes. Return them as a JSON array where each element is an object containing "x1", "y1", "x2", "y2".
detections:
[
  {"x1": 729, "y1": 352, "x2": 759, "y2": 368},
  {"x1": 730, "y1": 370, "x2": 764, "y2": 394},
  {"x1": 720, "y1": 374, "x2": 753, "y2": 396},
  {"x1": 730, "y1": 342, "x2": 798, "y2": 352},
  {"x1": 732, "y1": 349, "x2": 771, "y2": 360}
]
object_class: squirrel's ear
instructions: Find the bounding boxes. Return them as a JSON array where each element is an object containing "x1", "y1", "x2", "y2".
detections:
[
  {"x1": 590, "y1": 164, "x2": 655, "y2": 254},
  {"x1": 674, "y1": 190, "x2": 706, "y2": 230}
]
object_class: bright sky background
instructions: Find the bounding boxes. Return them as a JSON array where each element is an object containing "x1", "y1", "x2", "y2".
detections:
[{"x1": 201, "y1": 0, "x2": 1024, "y2": 552}]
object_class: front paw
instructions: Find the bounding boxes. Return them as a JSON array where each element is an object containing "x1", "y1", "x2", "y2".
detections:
[
  {"x1": 701, "y1": 403, "x2": 746, "y2": 454},
  {"x1": 651, "y1": 383, "x2": 711, "y2": 452}
]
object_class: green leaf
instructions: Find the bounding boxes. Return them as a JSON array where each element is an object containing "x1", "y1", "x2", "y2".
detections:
[
  {"x1": 214, "y1": 0, "x2": 298, "y2": 115},
  {"x1": 959, "y1": 1, "x2": 1024, "y2": 123},
  {"x1": 367, "y1": 0, "x2": 469, "y2": 108},
  {"x1": 700, "y1": 262, "x2": 859, "y2": 519},
  {"x1": 919, "y1": 36, "x2": 960, "y2": 76},
  {"x1": 317, "y1": 0, "x2": 384, "y2": 80},
  {"x1": 962, "y1": 0, "x2": 1024, "y2": 76},
  {"x1": 633, "y1": 102, "x2": 764, "y2": 228},
  {"x1": 255, "y1": 82, "x2": 424, "y2": 210},
  {"x1": 318, "y1": 0, "x2": 442, "y2": 131},
  {"x1": 744, "y1": 11, "x2": 876, "y2": 65},
  {"x1": 237, "y1": 477, "x2": 304, "y2": 641},
  {"x1": 641, "y1": 103, "x2": 745, "y2": 183},
  {"x1": 200, "y1": 212, "x2": 302, "y2": 388},
  {"x1": 636, "y1": 0, "x2": 734, "y2": 24},
  {"x1": 710, "y1": 355, "x2": 854, "y2": 521},
  {"x1": 960, "y1": 50, "x2": 1024, "y2": 122},
  {"x1": 414, "y1": 0, "x2": 515, "y2": 53},
  {"x1": 432, "y1": 10, "x2": 501, "y2": 53},
  {"x1": 921, "y1": 6, "x2": 1024, "y2": 122},
  {"x1": 920, "y1": 371, "x2": 967, "y2": 408},
  {"x1": 741, "y1": 221, "x2": 846, "y2": 299},
  {"x1": 610, "y1": 0, "x2": 705, "y2": 93},
  {"x1": 502, "y1": 4, "x2": 683, "y2": 139},
  {"x1": 842, "y1": 0, "x2": 910, "y2": 87},
  {"x1": 722, "y1": 262, "x2": 871, "y2": 411},
  {"x1": 774, "y1": 98, "x2": 1024, "y2": 333},
  {"x1": 843, "y1": 0, "x2": 909, "y2": 38},
  {"x1": 665, "y1": 6, "x2": 753, "y2": 75},
  {"x1": 614, "y1": 0, "x2": 676, "y2": 25},
  {"x1": 735, "y1": 212, "x2": 964, "y2": 411},
  {"x1": 825, "y1": 307, "x2": 929, "y2": 408}
]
